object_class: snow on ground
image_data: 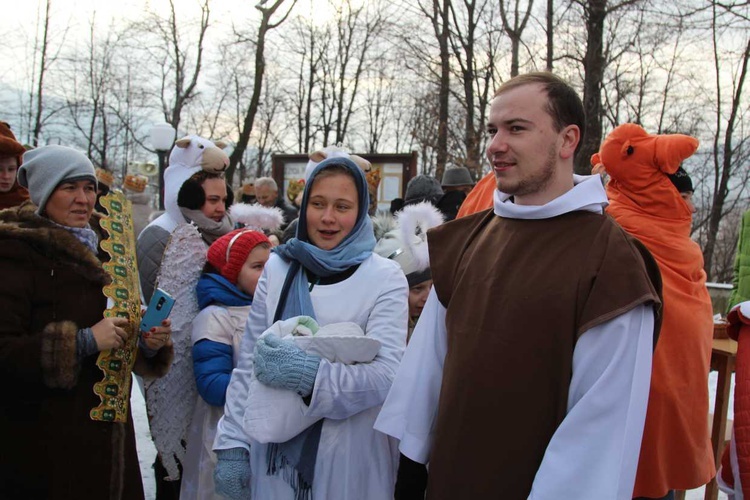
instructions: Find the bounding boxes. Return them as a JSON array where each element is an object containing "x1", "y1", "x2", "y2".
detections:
[
  {"x1": 132, "y1": 375, "x2": 157, "y2": 500},
  {"x1": 130, "y1": 372, "x2": 735, "y2": 500}
]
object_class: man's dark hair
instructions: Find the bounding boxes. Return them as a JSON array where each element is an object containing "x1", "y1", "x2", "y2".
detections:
[{"x1": 494, "y1": 72, "x2": 586, "y2": 156}]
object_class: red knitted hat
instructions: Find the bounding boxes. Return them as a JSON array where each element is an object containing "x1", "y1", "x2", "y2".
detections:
[{"x1": 207, "y1": 228, "x2": 270, "y2": 284}]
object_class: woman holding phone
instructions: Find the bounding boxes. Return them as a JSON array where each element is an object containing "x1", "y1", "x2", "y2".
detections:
[
  {"x1": 0, "y1": 145, "x2": 173, "y2": 499},
  {"x1": 213, "y1": 156, "x2": 409, "y2": 499}
]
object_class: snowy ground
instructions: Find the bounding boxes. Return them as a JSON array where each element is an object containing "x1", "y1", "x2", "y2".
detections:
[
  {"x1": 130, "y1": 372, "x2": 734, "y2": 500},
  {"x1": 131, "y1": 376, "x2": 157, "y2": 500}
]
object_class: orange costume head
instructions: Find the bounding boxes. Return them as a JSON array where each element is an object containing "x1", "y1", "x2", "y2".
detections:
[{"x1": 591, "y1": 123, "x2": 698, "y2": 223}]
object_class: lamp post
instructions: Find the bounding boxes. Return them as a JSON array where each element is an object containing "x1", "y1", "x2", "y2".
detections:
[{"x1": 149, "y1": 123, "x2": 176, "y2": 210}]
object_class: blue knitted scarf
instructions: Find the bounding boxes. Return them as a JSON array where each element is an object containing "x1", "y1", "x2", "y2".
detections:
[
  {"x1": 195, "y1": 273, "x2": 253, "y2": 310},
  {"x1": 266, "y1": 157, "x2": 375, "y2": 499},
  {"x1": 52, "y1": 220, "x2": 99, "y2": 254}
]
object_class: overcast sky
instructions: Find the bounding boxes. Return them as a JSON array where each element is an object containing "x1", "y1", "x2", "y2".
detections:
[{"x1": 0, "y1": 0, "x2": 339, "y2": 92}]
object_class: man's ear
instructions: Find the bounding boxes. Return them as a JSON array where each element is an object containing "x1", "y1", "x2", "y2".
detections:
[{"x1": 559, "y1": 124, "x2": 580, "y2": 160}]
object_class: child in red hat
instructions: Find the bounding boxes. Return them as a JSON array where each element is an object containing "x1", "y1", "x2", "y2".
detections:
[{"x1": 181, "y1": 205, "x2": 282, "y2": 500}]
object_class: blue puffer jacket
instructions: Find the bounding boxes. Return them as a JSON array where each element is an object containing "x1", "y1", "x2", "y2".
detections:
[
  {"x1": 192, "y1": 273, "x2": 253, "y2": 407},
  {"x1": 193, "y1": 339, "x2": 233, "y2": 407}
]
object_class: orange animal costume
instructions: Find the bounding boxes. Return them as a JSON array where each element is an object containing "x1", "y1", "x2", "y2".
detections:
[{"x1": 594, "y1": 123, "x2": 715, "y2": 497}]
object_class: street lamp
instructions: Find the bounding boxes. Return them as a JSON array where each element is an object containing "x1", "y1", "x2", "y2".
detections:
[{"x1": 149, "y1": 123, "x2": 176, "y2": 210}]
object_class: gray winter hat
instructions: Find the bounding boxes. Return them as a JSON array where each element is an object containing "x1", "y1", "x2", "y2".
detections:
[
  {"x1": 18, "y1": 145, "x2": 96, "y2": 215},
  {"x1": 441, "y1": 167, "x2": 474, "y2": 187},
  {"x1": 404, "y1": 175, "x2": 443, "y2": 205}
]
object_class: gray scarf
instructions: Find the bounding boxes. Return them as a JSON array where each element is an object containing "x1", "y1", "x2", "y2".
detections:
[{"x1": 179, "y1": 207, "x2": 234, "y2": 244}]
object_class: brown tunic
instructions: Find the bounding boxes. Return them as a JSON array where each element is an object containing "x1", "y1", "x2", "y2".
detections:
[{"x1": 425, "y1": 209, "x2": 662, "y2": 500}]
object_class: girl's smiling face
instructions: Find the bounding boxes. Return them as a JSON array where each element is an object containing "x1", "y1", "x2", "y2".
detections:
[{"x1": 305, "y1": 172, "x2": 359, "y2": 250}]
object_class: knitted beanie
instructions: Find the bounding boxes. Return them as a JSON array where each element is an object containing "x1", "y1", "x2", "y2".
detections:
[
  {"x1": 0, "y1": 122, "x2": 25, "y2": 165},
  {"x1": 207, "y1": 228, "x2": 270, "y2": 284},
  {"x1": 667, "y1": 166, "x2": 693, "y2": 193},
  {"x1": 18, "y1": 145, "x2": 96, "y2": 215},
  {"x1": 404, "y1": 175, "x2": 443, "y2": 205}
]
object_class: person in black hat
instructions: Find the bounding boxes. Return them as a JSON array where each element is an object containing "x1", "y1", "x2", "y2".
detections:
[
  {"x1": 437, "y1": 167, "x2": 475, "y2": 221},
  {"x1": 667, "y1": 166, "x2": 696, "y2": 214},
  {"x1": 403, "y1": 174, "x2": 443, "y2": 207},
  {"x1": 441, "y1": 166, "x2": 475, "y2": 194}
]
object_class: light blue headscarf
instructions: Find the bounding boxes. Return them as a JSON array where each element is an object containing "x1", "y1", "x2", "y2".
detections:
[
  {"x1": 272, "y1": 156, "x2": 375, "y2": 321},
  {"x1": 266, "y1": 156, "x2": 375, "y2": 498}
]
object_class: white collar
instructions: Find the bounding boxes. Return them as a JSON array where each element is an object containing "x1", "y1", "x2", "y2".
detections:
[{"x1": 493, "y1": 174, "x2": 608, "y2": 220}]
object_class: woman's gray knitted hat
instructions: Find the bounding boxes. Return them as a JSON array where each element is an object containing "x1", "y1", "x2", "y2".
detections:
[{"x1": 18, "y1": 145, "x2": 96, "y2": 214}]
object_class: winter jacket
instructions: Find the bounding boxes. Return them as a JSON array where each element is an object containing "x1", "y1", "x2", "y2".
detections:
[
  {"x1": 729, "y1": 210, "x2": 750, "y2": 310},
  {"x1": 0, "y1": 202, "x2": 173, "y2": 500},
  {"x1": 274, "y1": 197, "x2": 299, "y2": 230},
  {"x1": 193, "y1": 339, "x2": 234, "y2": 406},
  {"x1": 181, "y1": 303, "x2": 251, "y2": 500},
  {"x1": 137, "y1": 222, "x2": 171, "y2": 303},
  {"x1": 0, "y1": 181, "x2": 29, "y2": 210}
]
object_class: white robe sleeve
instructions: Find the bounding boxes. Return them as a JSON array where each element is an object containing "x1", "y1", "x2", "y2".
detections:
[
  {"x1": 374, "y1": 288, "x2": 447, "y2": 463},
  {"x1": 528, "y1": 304, "x2": 654, "y2": 500},
  {"x1": 213, "y1": 266, "x2": 270, "y2": 452},
  {"x1": 305, "y1": 262, "x2": 409, "y2": 420}
]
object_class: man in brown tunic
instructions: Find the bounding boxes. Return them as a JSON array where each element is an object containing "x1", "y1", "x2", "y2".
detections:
[{"x1": 376, "y1": 72, "x2": 662, "y2": 500}]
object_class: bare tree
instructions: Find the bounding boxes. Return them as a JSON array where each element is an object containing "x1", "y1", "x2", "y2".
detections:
[
  {"x1": 281, "y1": 14, "x2": 328, "y2": 152},
  {"x1": 133, "y1": 0, "x2": 211, "y2": 133},
  {"x1": 409, "y1": 0, "x2": 452, "y2": 179},
  {"x1": 62, "y1": 17, "x2": 123, "y2": 169},
  {"x1": 313, "y1": 0, "x2": 387, "y2": 147},
  {"x1": 226, "y1": 0, "x2": 298, "y2": 185},
  {"x1": 362, "y1": 60, "x2": 397, "y2": 153},
  {"x1": 702, "y1": 1, "x2": 750, "y2": 279},
  {"x1": 547, "y1": 0, "x2": 554, "y2": 70},
  {"x1": 572, "y1": 0, "x2": 644, "y2": 175},
  {"x1": 449, "y1": 0, "x2": 501, "y2": 178},
  {"x1": 22, "y1": 0, "x2": 68, "y2": 146},
  {"x1": 499, "y1": 0, "x2": 535, "y2": 77}
]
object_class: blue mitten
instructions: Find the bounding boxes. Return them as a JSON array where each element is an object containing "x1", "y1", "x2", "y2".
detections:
[
  {"x1": 254, "y1": 333, "x2": 321, "y2": 397},
  {"x1": 214, "y1": 448, "x2": 251, "y2": 500}
]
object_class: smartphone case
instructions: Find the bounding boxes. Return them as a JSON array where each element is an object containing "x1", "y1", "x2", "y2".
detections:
[{"x1": 140, "y1": 289, "x2": 175, "y2": 332}]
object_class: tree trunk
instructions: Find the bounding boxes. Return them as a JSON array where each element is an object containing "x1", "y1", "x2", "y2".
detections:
[
  {"x1": 436, "y1": 0, "x2": 451, "y2": 181},
  {"x1": 32, "y1": 0, "x2": 51, "y2": 147},
  {"x1": 226, "y1": 0, "x2": 296, "y2": 185},
  {"x1": 576, "y1": 0, "x2": 606, "y2": 175},
  {"x1": 703, "y1": 33, "x2": 750, "y2": 278},
  {"x1": 546, "y1": 0, "x2": 553, "y2": 70}
]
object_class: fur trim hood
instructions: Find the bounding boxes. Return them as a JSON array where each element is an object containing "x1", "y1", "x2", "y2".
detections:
[{"x1": 0, "y1": 202, "x2": 111, "y2": 286}]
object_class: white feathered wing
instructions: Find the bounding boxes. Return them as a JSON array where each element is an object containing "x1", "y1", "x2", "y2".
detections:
[{"x1": 144, "y1": 223, "x2": 206, "y2": 479}]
